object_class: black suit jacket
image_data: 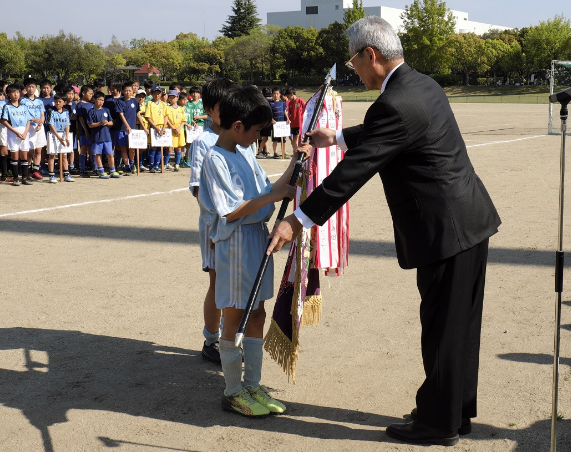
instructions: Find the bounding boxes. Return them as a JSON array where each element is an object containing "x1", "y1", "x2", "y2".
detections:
[{"x1": 300, "y1": 63, "x2": 501, "y2": 269}]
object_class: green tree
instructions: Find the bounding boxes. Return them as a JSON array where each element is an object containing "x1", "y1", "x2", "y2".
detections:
[
  {"x1": 447, "y1": 33, "x2": 489, "y2": 85},
  {"x1": 400, "y1": 0, "x2": 456, "y2": 74},
  {"x1": 140, "y1": 41, "x2": 183, "y2": 81},
  {"x1": 524, "y1": 15, "x2": 571, "y2": 74},
  {"x1": 220, "y1": 0, "x2": 261, "y2": 39},
  {"x1": 343, "y1": 0, "x2": 365, "y2": 27},
  {"x1": 483, "y1": 38, "x2": 509, "y2": 81},
  {"x1": 0, "y1": 33, "x2": 25, "y2": 78},
  {"x1": 80, "y1": 42, "x2": 105, "y2": 82},
  {"x1": 39, "y1": 31, "x2": 84, "y2": 82},
  {"x1": 270, "y1": 26, "x2": 321, "y2": 81},
  {"x1": 225, "y1": 25, "x2": 278, "y2": 81},
  {"x1": 316, "y1": 22, "x2": 350, "y2": 78}
]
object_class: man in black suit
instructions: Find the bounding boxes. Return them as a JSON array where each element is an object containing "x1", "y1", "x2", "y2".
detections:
[{"x1": 267, "y1": 16, "x2": 501, "y2": 447}]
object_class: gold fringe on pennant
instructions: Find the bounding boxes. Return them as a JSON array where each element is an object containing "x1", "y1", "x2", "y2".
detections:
[
  {"x1": 301, "y1": 295, "x2": 322, "y2": 327},
  {"x1": 264, "y1": 318, "x2": 298, "y2": 384}
]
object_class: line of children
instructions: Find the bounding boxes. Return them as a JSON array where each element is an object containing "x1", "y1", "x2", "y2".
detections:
[{"x1": 198, "y1": 84, "x2": 311, "y2": 417}]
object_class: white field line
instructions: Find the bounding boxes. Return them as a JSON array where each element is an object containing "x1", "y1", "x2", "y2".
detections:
[
  {"x1": 466, "y1": 134, "x2": 545, "y2": 148},
  {"x1": 0, "y1": 173, "x2": 284, "y2": 218}
]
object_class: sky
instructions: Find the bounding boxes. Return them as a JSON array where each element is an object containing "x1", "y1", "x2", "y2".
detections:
[{"x1": 1, "y1": 0, "x2": 569, "y2": 46}]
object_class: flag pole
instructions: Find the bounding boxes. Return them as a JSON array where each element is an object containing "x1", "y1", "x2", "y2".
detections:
[{"x1": 235, "y1": 64, "x2": 337, "y2": 347}]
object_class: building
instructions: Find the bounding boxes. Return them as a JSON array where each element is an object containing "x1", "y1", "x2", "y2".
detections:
[
  {"x1": 267, "y1": 0, "x2": 510, "y2": 35},
  {"x1": 133, "y1": 63, "x2": 162, "y2": 83}
]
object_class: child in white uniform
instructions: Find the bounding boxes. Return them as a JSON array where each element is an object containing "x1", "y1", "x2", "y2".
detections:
[{"x1": 199, "y1": 85, "x2": 310, "y2": 417}]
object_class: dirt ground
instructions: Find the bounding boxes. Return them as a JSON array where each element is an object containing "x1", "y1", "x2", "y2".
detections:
[{"x1": 0, "y1": 102, "x2": 569, "y2": 452}]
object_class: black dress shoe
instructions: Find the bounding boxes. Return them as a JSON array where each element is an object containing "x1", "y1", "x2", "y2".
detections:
[
  {"x1": 410, "y1": 407, "x2": 472, "y2": 435},
  {"x1": 386, "y1": 420, "x2": 459, "y2": 446}
]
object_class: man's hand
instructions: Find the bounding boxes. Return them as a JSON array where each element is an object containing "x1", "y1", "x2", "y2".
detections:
[
  {"x1": 267, "y1": 214, "x2": 303, "y2": 255},
  {"x1": 305, "y1": 128, "x2": 336, "y2": 148}
]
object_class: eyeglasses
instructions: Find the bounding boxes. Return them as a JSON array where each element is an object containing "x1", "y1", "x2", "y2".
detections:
[{"x1": 345, "y1": 48, "x2": 366, "y2": 71}]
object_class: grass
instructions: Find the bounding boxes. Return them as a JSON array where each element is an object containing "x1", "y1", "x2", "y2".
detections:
[{"x1": 295, "y1": 84, "x2": 560, "y2": 104}]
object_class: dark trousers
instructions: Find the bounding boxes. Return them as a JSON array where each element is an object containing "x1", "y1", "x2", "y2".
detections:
[{"x1": 415, "y1": 238, "x2": 489, "y2": 432}]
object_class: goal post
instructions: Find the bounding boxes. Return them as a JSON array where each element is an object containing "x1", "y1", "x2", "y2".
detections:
[{"x1": 549, "y1": 60, "x2": 571, "y2": 135}]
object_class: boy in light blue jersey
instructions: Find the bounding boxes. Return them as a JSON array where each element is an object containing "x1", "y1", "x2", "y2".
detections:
[
  {"x1": 198, "y1": 85, "x2": 310, "y2": 417},
  {"x1": 0, "y1": 90, "x2": 7, "y2": 180},
  {"x1": 1, "y1": 84, "x2": 33, "y2": 185},
  {"x1": 45, "y1": 95, "x2": 74, "y2": 183},
  {"x1": 21, "y1": 78, "x2": 47, "y2": 179},
  {"x1": 189, "y1": 78, "x2": 236, "y2": 365}
]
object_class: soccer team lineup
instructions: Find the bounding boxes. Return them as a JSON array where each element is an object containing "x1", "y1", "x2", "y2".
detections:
[{"x1": 1, "y1": 15, "x2": 570, "y2": 452}]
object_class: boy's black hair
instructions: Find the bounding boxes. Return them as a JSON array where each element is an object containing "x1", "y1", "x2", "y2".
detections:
[
  {"x1": 262, "y1": 87, "x2": 271, "y2": 97},
  {"x1": 178, "y1": 92, "x2": 188, "y2": 100},
  {"x1": 53, "y1": 94, "x2": 65, "y2": 102},
  {"x1": 125, "y1": 79, "x2": 135, "y2": 86},
  {"x1": 54, "y1": 83, "x2": 64, "y2": 94},
  {"x1": 111, "y1": 81, "x2": 123, "y2": 92},
  {"x1": 143, "y1": 80, "x2": 154, "y2": 89},
  {"x1": 5, "y1": 84, "x2": 20, "y2": 95},
  {"x1": 189, "y1": 86, "x2": 201, "y2": 94},
  {"x1": 285, "y1": 87, "x2": 296, "y2": 95},
  {"x1": 93, "y1": 78, "x2": 105, "y2": 89},
  {"x1": 280, "y1": 88, "x2": 287, "y2": 96},
  {"x1": 271, "y1": 86, "x2": 280, "y2": 93},
  {"x1": 24, "y1": 77, "x2": 38, "y2": 87},
  {"x1": 219, "y1": 85, "x2": 272, "y2": 131},
  {"x1": 201, "y1": 78, "x2": 236, "y2": 111},
  {"x1": 16, "y1": 83, "x2": 24, "y2": 91},
  {"x1": 169, "y1": 82, "x2": 181, "y2": 91},
  {"x1": 63, "y1": 85, "x2": 75, "y2": 94},
  {"x1": 121, "y1": 82, "x2": 134, "y2": 91},
  {"x1": 80, "y1": 85, "x2": 94, "y2": 96},
  {"x1": 39, "y1": 78, "x2": 52, "y2": 88},
  {"x1": 93, "y1": 91, "x2": 105, "y2": 100},
  {"x1": 0, "y1": 79, "x2": 9, "y2": 88}
]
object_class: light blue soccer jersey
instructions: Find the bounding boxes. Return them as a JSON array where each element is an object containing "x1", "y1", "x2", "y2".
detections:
[
  {"x1": 46, "y1": 109, "x2": 70, "y2": 133},
  {"x1": 2, "y1": 103, "x2": 32, "y2": 128},
  {"x1": 199, "y1": 145, "x2": 274, "y2": 243},
  {"x1": 20, "y1": 96, "x2": 45, "y2": 120},
  {"x1": 189, "y1": 128, "x2": 218, "y2": 194}
]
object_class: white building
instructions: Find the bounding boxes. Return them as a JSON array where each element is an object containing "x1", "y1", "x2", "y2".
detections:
[{"x1": 267, "y1": 0, "x2": 510, "y2": 35}]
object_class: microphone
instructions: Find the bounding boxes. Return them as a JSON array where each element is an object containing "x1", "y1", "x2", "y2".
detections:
[{"x1": 550, "y1": 87, "x2": 571, "y2": 104}]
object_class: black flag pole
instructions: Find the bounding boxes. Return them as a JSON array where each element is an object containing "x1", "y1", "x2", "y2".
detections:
[
  {"x1": 234, "y1": 64, "x2": 337, "y2": 348},
  {"x1": 550, "y1": 88, "x2": 570, "y2": 452}
]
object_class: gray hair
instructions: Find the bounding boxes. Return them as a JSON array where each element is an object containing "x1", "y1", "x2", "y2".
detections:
[{"x1": 347, "y1": 16, "x2": 404, "y2": 60}]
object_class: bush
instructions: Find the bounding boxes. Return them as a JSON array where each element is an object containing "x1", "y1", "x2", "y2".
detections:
[{"x1": 429, "y1": 73, "x2": 462, "y2": 87}]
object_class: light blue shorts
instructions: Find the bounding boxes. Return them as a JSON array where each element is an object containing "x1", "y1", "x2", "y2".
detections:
[{"x1": 214, "y1": 222, "x2": 274, "y2": 310}]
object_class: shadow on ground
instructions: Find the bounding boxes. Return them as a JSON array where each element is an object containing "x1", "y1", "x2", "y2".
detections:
[
  {"x1": 0, "y1": 328, "x2": 395, "y2": 452},
  {"x1": 0, "y1": 219, "x2": 563, "y2": 267},
  {"x1": 1, "y1": 328, "x2": 569, "y2": 451}
]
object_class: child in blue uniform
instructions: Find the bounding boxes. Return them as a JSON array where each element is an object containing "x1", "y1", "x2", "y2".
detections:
[
  {"x1": 21, "y1": 77, "x2": 47, "y2": 179},
  {"x1": 198, "y1": 85, "x2": 310, "y2": 417},
  {"x1": 189, "y1": 78, "x2": 236, "y2": 365},
  {"x1": 87, "y1": 91, "x2": 120, "y2": 179},
  {"x1": 1, "y1": 84, "x2": 33, "y2": 185}
]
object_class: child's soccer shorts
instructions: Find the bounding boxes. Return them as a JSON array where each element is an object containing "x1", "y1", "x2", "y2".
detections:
[
  {"x1": 27, "y1": 125, "x2": 47, "y2": 149},
  {"x1": 0, "y1": 124, "x2": 6, "y2": 146},
  {"x1": 7, "y1": 127, "x2": 30, "y2": 152},
  {"x1": 47, "y1": 132, "x2": 73, "y2": 154},
  {"x1": 92, "y1": 141, "x2": 113, "y2": 155}
]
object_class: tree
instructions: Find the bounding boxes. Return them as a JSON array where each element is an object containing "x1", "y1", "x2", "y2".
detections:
[
  {"x1": 140, "y1": 41, "x2": 183, "y2": 81},
  {"x1": 220, "y1": 0, "x2": 261, "y2": 39},
  {"x1": 0, "y1": 33, "x2": 25, "y2": 78},
  {"x1": 400, "y1": 0, "x2": 456, "y2": 74},
  {"x1": 270, "y1": 26, "x2": 321, "y2": 81},
  {"x1": 524, "y1": 15, "x2": 571, "y2": 74},
  {"x1": 316, "y1": 22, "x2": 350, "y2": 78},
  {"x1": 80, "y1": 42, "x2": 105, "y2": 82},
  {"x1": 447, "y1": 33, "x2": 489, "y2": 85},
  {"x1": 343, "y1": 0, "x2": 365, "y2": 28}
]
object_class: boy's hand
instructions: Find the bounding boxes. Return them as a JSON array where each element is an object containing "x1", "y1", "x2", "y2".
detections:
[
  {"x1": 173, "y1": 129, "x2": 179, "y2": 136},
  {"x1": 59, "y1": 137, "x2": 65, "y2": 145},
  {"x1": 65, "y1": 138, "x2": 70, "y2": 147},
  {"x1": 144, "y1": 128, "x2": 149, "y2": 135},
  {"x1": 126, "y1": 126, "x2": 132, "y2": 134},
  {"x1": 294, "y1": 143, "x2": 312, "y2": 161},
  {"x1": 85, "y1": 132, "x2": 90, "y2": 140},
  {"x1": 273, "y1": 184, "x2": 296, "y2": 202},
  {"x1": 17, "y1": 132, "x2": 26, "y2": 140}
]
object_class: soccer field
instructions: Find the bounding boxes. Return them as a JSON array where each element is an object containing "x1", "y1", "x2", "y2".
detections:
[{"x1": 0, "y1": 103, "x2": 569, "y2": 451}]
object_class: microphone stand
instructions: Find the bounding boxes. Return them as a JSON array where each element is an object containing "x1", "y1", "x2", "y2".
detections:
[{"x1": 551, "y1": 98, "x2": 569, "y2": 452}]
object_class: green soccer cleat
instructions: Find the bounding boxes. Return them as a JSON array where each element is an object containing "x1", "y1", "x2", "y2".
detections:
[
  {"x1": 221, "y1": 387, "x2": 270, "y2": 417},
  {"x1": 247, "y1": 385, "x2": 286, "y2": 414}
]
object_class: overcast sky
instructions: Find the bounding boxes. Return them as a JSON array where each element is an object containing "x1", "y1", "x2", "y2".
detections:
[{"x1": 1, "y1": 0, "x2": 568, "y2": 45}]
